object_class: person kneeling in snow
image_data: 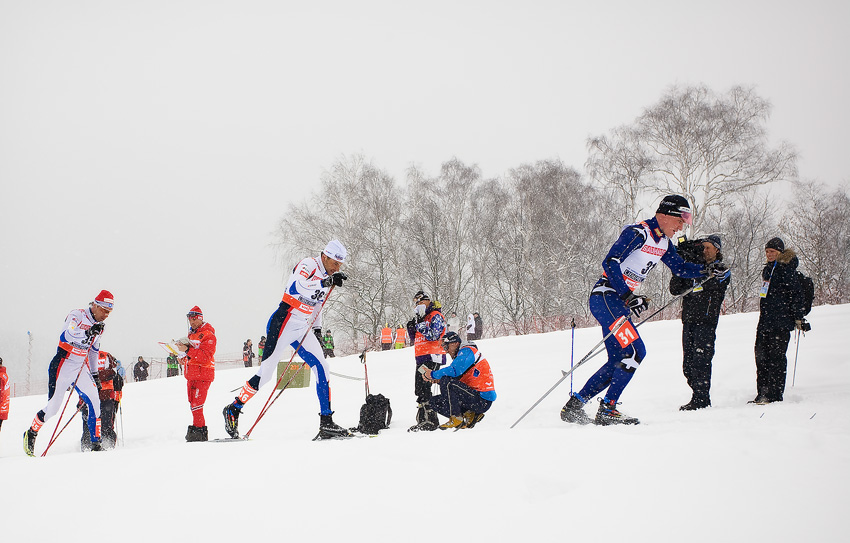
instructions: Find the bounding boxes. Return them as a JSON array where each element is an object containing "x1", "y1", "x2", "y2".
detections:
[{"x1": 421, "y1": 332, "x2": 496, "y2": 430}]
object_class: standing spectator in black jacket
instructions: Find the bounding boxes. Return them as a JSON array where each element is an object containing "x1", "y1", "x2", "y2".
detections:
[
  {"x1": 473, "y1": 312, "x2": 484, "y2": 340},
  {"x1": 670, "y1": 235, "x2": 730, "y2": 410},
  {"x1": 133, "y1": 356, "x2": 149, "y2": 382},
  {"x1": 243, "y1": 339, "x2": 254, "y2": 368},
  {"x1": 752, "y1": 237, "x2": 806, "y2": 404}
]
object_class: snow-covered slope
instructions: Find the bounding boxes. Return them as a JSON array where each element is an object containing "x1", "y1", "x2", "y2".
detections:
[{"x1": 1, "y1": 305, "x2": 847, "y2": 542}]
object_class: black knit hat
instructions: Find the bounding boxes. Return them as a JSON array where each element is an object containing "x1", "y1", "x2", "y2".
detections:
[
  {"x1": 705, "y1": 234, "x2": 722, "y2": 250},
  {"x1": 765, "y1": 237, "x2": 785, "y2": 251},
  {"x1": 656, "y1": 195, "x2": 693, "y2": 223}
]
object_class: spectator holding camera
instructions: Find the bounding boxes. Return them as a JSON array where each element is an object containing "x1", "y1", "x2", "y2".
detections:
[{"x1": 670, "y1": 234, "x2": 730, "y2": 411}]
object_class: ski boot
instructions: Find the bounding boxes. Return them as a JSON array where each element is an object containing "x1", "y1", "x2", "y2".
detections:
[
  {"x1": 560, "y1": 393, "x2": 592, "y2": 425},
  {"x1": 314, "y1": 414, "x2": 353, "y2": 440},
  {"x1": 90, "y1": 440, "x2": 104, "y2": 452},
  {"x1": 595, "y1": 398, "x2": 640, "y2": 426},
  {"x1": 223, "y1": 402, "x2": 242, "y2": 438},
  {"x1": 23, "y1": 428, "x2": 38, "y2": 457},
  {"x1": 439, "y1": 416, "x2": 464, "y2": 430}
]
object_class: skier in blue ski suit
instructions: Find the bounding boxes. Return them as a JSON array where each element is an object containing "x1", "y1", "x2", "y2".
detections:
[{"x1": 561, "y1": 195, "x2": 719, "y2": 425}]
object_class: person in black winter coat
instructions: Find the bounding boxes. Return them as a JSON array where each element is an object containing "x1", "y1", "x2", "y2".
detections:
[
  {"x1": 670, "y1": 235, "x2": 730, "y2": 410},
  {"x1": 752, "y1": 237, "x2": 806, "y2": 404}
]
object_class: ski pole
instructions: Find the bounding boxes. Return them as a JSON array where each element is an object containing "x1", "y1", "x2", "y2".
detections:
[
  {"x1": 359, "y1": 348, "x2": 369, "y2": 397},
  {"x1": 244, "y1": 285, "x2": 336, "y2": 438},
  {"x1": 570, "y1": 318, "x2": 576, "y2": 395},
  {"x1": 792, "y1": 329, "x2": 801, "y2": 387},
  {"x1": 42, "y1": 362, "x2": 87, "y2": 456},
  {"x1": 511, "y1": 272, "x2": 718, "y2": 429},
  {"x1": 510, "y1": 315, "x2": 628, "y2": 429},
  {"x1": 119, "y1": 400, "x2": 124, "y2": 447}
]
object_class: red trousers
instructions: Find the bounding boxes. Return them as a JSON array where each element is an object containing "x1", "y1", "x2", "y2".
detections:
[{"x1": 187, "y1": 379, "x2": 212, "y2": 427}]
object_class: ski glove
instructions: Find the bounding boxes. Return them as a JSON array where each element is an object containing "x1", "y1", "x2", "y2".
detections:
[
  {"x1": 795, "y1": 319, "x2": 812, "y2": 332},
  {"x1": 621, "y1": 293, "x2": 650, "y2": 317},
  {"x1": 706, "y1": 261, "x2": 730, "y2": 282},
  {"x1": 313, "y1": 328, "x2": 323, "y2": 343},
  {"x1": 320, "y1": 272, "x2": 348, "y2": 288},
  {"x1": 86, "y1": 322, "x2": 105, "y2": 340},
  {"x1": 92, "y1": 372, "x2": 102, "y2": 391}
]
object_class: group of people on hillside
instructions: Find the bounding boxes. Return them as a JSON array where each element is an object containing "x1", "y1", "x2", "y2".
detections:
[
  {"x1": 11, "y1": 196, "x2": 812, "y2": 453},
  {"x1": 560, "y1": 195, "x2": 810, "y2": 426}
]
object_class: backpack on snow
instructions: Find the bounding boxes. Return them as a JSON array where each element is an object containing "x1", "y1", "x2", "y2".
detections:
[
  {"x1": 796, "y1": 271, "x2": 815, "y2": 316},
  {"x1": 356, "y1": 393, "x2": 392, "y2": 435}
]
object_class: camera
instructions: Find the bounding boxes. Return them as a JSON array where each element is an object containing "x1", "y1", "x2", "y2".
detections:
[{"x1": 676, "y1": 235, "x2": 705, "y2": 264}]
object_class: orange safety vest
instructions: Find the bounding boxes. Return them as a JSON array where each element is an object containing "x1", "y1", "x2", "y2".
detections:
[
  {"x1": 380, "y1": 327, "x2": 393, "y2": 344},
  {"x1": 395, "y1": 328, "x2": 406, "y2": 345},
  {"x1": 459, "y1": 345, "x2": 495, "y2": 393},
  {"x1": 414, "y1": 311, "x2": 446, "y2": 357}
]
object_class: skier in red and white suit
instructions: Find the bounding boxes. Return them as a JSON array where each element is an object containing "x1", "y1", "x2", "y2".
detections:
[
  {"x1": 24, "y1": 290, "x2": 114, "y2": 456},
  {"x1": 223, "y1": 240, "x2": 350, "y2": 440}
]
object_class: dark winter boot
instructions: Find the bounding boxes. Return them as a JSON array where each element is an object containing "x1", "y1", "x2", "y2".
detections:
[
  {"x1": 23, "y1": 428, "x2": 38, "y2": 457},
  {"x1": 186, "y1": 425, "x2": 208, "y2": 442},
  {"x1": 560, "y1": 394, "x2": 592, "y2": 425},
  {"x1": 408, "y1": 404, "x2": 438, "y2": 432},
  {"x1": 223, "y1": 402, "x2": 242, "y2": 438},
  {"x1": 314, "y1": 414, "x2": 353, "y2": 440},
  {"x1": 595, "y1": 398, "x2": 640, "y2": 426},
  {"x1": 680, "y1": 397, "x2": 710, "y2": 411},
  {"x1": 90, "y1": 440, "x2": 104, "y2": 452}
]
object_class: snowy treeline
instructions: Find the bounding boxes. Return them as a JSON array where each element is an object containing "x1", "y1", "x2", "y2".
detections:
[{"x1": 275, "y1": 85, "x2": 850, "y2": 353}]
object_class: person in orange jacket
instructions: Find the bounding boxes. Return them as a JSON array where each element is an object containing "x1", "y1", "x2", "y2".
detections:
[
  {"x1": 0, "y1": 357, "x2": 10, "y2": 432},
  {"x1": 80, "y1": 351, "x2": 121, "y2": 450},
  {"x1": 175, "y1": 306, "x2": 216, "y2": 442},
  {"x1": 394, "y1": 324, "x2": 406, "y2": 349},
  {"x1": 380, "y1": 325, "x2": 393, "y2": 351}
]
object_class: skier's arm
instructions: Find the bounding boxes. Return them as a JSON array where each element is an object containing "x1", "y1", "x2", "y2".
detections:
[
  {"x1": 602, "y1": 227, "x2": 646, "y2": 296},
  {"x1": 661, "y1": 245, "x2": 706, "y2": 279}
]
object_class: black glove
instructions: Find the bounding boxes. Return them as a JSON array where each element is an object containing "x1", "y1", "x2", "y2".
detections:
[
  {"x1": 313, "y1": 328, "x2": 323, "y2": 343},
  {"x1": 85, "y1": 322, "x2": 105, "y2": 340},
  {"x1": 795, "y1": 319, "x2": 812, "y2": 332},
  {"x1": 621, "y1": 293, "x2": 650, "y2": 317},
  {"x1": 320, "y1": 272, "x2": 348, "y2": 288},
  {"x1": 705, "y1": 261, "x2": 730, "y2": 281},
  {"x1": 92, "y1": 372, "x2": 102, "y2": 391}
]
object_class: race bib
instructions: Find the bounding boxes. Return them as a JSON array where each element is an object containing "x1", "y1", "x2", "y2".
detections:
[
  {"x1": 759, "y1": 280, "x2": 770, "y2": 298},
  {"x1": 609, "y1": 318, "x2": 638, "y2": 348}
]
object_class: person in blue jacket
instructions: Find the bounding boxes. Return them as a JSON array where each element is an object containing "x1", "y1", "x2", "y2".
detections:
[
  {"x1": 560, "y1": 195, "x2": 722, "y2": 426},
  {"x1": 421, "y1": 331, "x2": 496, "y2": 430}
]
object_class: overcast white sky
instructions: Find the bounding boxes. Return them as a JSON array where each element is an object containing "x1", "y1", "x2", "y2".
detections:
[{"x1": 1, "y1": 1, "x2": 848, "y2": 383}]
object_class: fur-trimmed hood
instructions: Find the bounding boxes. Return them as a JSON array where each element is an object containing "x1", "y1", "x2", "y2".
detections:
[{"x1": 777, "y1": 248, "x2": 798, "y2": 267}]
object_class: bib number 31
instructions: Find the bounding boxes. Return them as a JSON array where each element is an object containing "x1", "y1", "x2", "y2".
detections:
[{"x1": 609, "y1": 317, "x2": 638, "y2": 348}]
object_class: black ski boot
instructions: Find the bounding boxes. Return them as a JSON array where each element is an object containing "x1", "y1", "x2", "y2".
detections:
[
  {"x1": 223, "y1": 402, "x2": 241, "y2": 438},
  {"x1": 595, "y1": 398, "x2": 640, "y2": 426},
  {"x1": 560, "y1": 394, "x2": 592, "y2": 425},
  {"x1": 186, "y1": 425, "x2": 209, "y2": 442},
  {"x1": 23, "y1": 428, "x2": 38, "y2": 457},
  {"x1": 314, "y1": 414, "x2": 352, "y2": 440},
  {"x1": 90, "y1": 440, "x2": 104, "y2": 451}
]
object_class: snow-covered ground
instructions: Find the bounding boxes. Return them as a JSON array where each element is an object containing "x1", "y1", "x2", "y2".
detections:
[{"x1": 1, "y1": 305, "x2": 847, "y2": 542}]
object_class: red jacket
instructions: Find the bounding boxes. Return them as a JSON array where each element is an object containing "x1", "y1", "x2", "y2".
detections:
[
  {"x1": 0, "y1": 366, "x2": 9, "y2": 420},
  {"x1": 184, "y1": 322, "x2": 216, "y2": 382}
]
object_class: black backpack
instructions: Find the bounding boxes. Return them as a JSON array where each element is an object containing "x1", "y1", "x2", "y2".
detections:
[
  {"x1": 356, "y1": 394, "x2": 392, "y2": 435},
  {"x1": 796, "y1": 271, "x2": 815, "y2": 316}
]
